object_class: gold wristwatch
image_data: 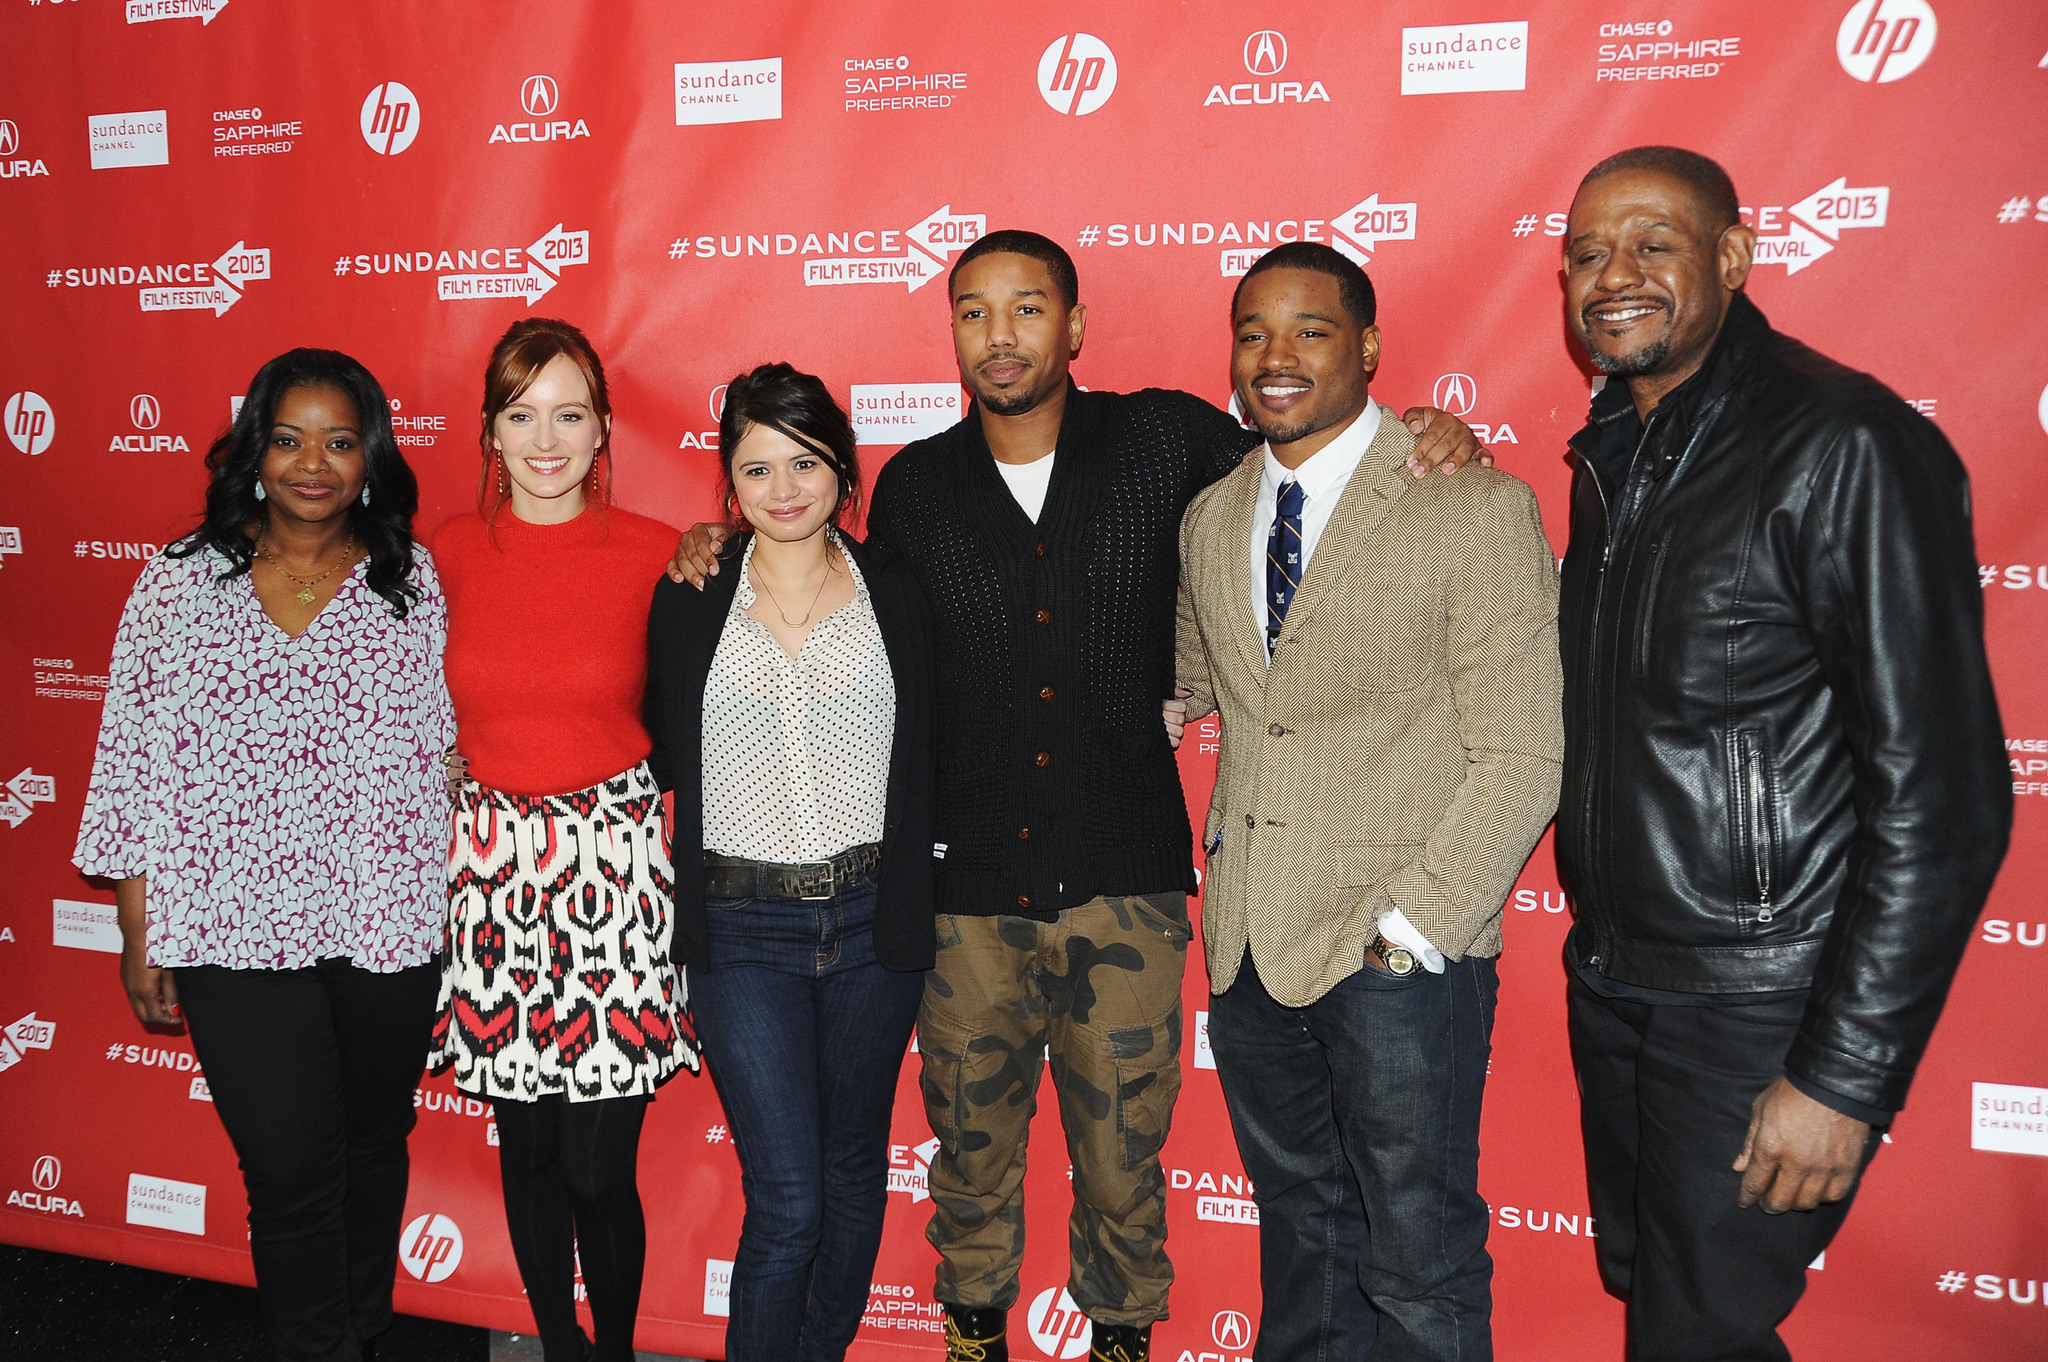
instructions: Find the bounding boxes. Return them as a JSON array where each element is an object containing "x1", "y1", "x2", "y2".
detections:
[{"x1": 1369, "y1": 934, "x2": 1418, "y2": 976}]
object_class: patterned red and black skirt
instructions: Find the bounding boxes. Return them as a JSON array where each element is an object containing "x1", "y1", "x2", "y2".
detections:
[{"x1": 429, "y1": 761, "x2": 699, "y2": 1102}]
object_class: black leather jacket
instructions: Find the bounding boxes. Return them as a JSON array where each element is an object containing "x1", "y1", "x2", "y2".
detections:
[{"x1": 1557, "y1": 293, "x2": 2011, "y2": 1114}]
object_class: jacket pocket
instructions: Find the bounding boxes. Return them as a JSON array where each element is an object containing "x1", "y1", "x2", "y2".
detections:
[
  {"x1": 1333, "y1": 842, "x2": 1423, "y2": 890},
  {"x1": 1731, "y1": 729, "x2": 1780, "y2": 924},
  {"x1": 1631, "y1": 538, "x2": 1669, "y2": 678}
]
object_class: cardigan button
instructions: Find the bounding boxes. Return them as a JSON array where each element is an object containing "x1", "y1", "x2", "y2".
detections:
[
  {"x1": 1035, "y1": 608, "x2": 1052, "y2": 624},
  {"x1": 1035, "y1": 752, "x2": 1051, "y2": 767},
  {"x1": 1039, "y1": 685, "x2": 1055, "y2": 701},
  {"x1": 1268, "y1": 723, "x2": 1286, "y2": 737},
  {"x1": 1019, "y1": 827, "x2": 1031, "y2": 840},
  {"x1": 1017, "y1": 894, "x2": 1033, "y2": 909},
  {"x1": 1035, "y1": 542, "x2": 1046, "y2": 556}
]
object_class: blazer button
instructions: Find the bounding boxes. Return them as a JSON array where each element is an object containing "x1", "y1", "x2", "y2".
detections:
[
  {"x1": 1017, "y1": 894, "x2": 1032, "y2": 909},
  {"x1": 1267, "y1": 723, "x2": 1286, "y2": 737},
  {"x1": 1035, "y1": 608, "x2": 1052, "y2": 624},
  {"x1": 1244, "y1": 814, "x2": 1254, "y2": 828},
  {"x1": 1035, "y1": 752, "x2": 1051, "y2": 767}
]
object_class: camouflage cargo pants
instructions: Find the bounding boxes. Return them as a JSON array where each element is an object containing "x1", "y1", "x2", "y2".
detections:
[{"x1": 918, "y1": 893, "x2": 1191, "y2": 1326}]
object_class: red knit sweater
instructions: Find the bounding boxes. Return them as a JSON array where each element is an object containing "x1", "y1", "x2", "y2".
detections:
[{"x1": 436, "y1": 506, "x2": 678, "y2": 796}]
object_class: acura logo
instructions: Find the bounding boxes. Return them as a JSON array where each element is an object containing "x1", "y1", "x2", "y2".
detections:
[
  {"x1": 130, "y1": 394, "x2": 161, "y2": 430},
  {"x1": 1243, "y1": 30, "x2": 1288, "y2": 76},
  {"x1": 31, "y1": 1156, "x2": 61, "y2": 1192},
  {"x1": 1212, "y1": 1309, "x2": 1252, "y2": 1349},
  {"x1": 1432, "y1": 372, "x2": 1477, "y2": 418},
  {"x1": 0, "y1": 121, "x2": 18, "y2": 156},
  {"x1": 709, "y1": 384, "x2": 728, "y2": 420},
  {"x1": 521, "y1": 75, "x2": 559, "y2": 117}
]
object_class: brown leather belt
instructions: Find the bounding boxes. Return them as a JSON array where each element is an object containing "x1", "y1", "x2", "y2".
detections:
[{"x1": 704, "y1": 843, "x2": 882, "y2": 901}]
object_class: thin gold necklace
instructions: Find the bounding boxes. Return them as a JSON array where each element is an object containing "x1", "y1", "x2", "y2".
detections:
[
  {"x1": 258, "y1": 533, "x2": 356, "y2": 605},
  {"x1": 754, "y1": 546, "x2": 838, "y2": 627}
]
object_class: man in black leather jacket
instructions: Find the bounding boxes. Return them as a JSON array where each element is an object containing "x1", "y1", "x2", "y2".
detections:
[{"x1": 1556, "y1": 147, "x2": 2010, "y2": 1360}]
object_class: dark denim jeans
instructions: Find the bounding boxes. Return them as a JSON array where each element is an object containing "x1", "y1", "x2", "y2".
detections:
[
  {"x1": 689, "y1": 879, "x2": 924, "y2": 1362},
  {"x1": 1209, "y1": 951, "x2": 1498, "y2": 1362}
]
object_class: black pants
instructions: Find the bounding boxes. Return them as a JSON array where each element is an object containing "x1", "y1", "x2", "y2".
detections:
[
  {"x1": 1567, "y1": 971, "x2": 1876, "y2": 1362},
  {"x1": 177, "y1": 957, "x2": 439, "y2": 1362},
  {"x1": 493, "y1": 1093, "x2": 651, "y2": 1362}
]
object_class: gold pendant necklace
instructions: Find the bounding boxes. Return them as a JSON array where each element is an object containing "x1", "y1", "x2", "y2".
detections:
[
  {"x1": 755, "y1": 549, "x2": 836, "y2": 628},
  {"x1": 259, "y1": 533, "x2": 356, "y2": 605}
]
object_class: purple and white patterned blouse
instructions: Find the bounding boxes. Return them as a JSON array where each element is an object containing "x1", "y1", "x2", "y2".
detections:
[{"x1": 74, "y1": 545, "x2": 456, "y2": 972}]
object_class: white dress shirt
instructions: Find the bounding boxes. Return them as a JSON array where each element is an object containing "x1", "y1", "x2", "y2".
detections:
[{"x1": 1242, "y1": 401, "x2": 1444, "y2": 974}]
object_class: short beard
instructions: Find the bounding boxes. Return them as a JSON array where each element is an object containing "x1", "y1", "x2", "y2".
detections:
[
  {"x1": 1586, "y1": 335, "x2": 1670, "y2": 377},
  {"x1": 1256, "y1": 416, "x2": 1324, "y2": 445},
  {"x1": 978, "y1": 386, "x2": 1045, "y2": 416}
]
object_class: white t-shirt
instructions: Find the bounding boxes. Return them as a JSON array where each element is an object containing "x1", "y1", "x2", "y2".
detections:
[{"x1": 993, "y1": 451, "x2": 1056, "y2": 522}]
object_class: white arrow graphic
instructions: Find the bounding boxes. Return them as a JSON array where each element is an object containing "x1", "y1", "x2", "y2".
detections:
[
  {"x1": 527, "y1": 224, "x2": 591, "y2": 275},
  {"x1": 903, "y1": 205, "x2": 988, "y2": 265},
  {"x1": 5, "y1": 1013, "x2": 54, "y2": 1051},
  {"x1": 1754, "y1": 220, "x2": 1835, "y2": 275},
  {"x1": 7, "y1": 768, "x2": 54, "y2": 806},
  {"x1": 126, "y1": 0, "x2": 230, "y2": 25},
  {"x1": 1788, "y1": 178, "x2": 1889, "y2": 240},
  {"x1": 1329, "y1": 192, "x2": 1418, "y2": 258},
  {"x1": 0, "y1": 793, "x2": 28, "y2": 829},
  {"x1": 803, "y1": 251, "x2": 948, "y2": 292}
]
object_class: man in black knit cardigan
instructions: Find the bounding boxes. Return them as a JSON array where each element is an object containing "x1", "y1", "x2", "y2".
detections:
[{"x1": 670, "y1": 230, "x2": 1481, "y2": 1362}]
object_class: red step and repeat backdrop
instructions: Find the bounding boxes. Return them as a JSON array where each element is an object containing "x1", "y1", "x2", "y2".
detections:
[{"x1": 3, "y1": 3, "x2": 2046, "y2": 1358}]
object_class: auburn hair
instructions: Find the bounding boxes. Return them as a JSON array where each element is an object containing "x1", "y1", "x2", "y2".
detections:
[{"x1": 477, "y1": 317, "x2": 613, "y2": 523}]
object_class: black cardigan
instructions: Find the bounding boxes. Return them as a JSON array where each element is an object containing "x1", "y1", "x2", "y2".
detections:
[
  {"x1": 644, "y1": 530, "x2": 938, "y2": 972},
  {"x1": 864, "y1": 383, "x2": 1259, "y2": 919}
]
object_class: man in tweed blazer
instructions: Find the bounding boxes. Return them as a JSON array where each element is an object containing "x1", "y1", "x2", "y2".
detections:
[{"x1": 1172, "y1": 242, "x2": 1563, "y2": 1361}]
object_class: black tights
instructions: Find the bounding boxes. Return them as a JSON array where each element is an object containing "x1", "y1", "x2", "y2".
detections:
[{"x1": 494, "y1": 1093, "x2": 651, "y2": 1362}]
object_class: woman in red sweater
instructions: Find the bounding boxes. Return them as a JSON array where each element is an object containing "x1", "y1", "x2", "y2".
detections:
[{"x1": 430, "y1": 318, "x2": 699, "y2": 1362}]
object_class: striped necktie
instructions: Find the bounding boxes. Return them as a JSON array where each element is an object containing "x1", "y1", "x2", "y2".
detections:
[{"x1": 1266, "y1": 478, "x2": 1304, "y2": 658}]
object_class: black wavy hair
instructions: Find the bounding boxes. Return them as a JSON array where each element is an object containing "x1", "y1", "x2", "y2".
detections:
[
  {"x1": 167, "y1": 348, "x2": 422, "y2": 616},
  {"x1": 1231, "y1": 241, "x2": 1377, "y2": 329},
  {"x1": 716, "y1": 362, "x2": 863, "y2": 530}
]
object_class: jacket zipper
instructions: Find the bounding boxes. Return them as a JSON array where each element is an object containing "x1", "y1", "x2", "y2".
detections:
[
  {"x1": 1575, "y1": 416, "x2": 1653, "y2": 931},
  {"x1": 1740, "y1": 731, "x2": 1774, "y2": 922}
]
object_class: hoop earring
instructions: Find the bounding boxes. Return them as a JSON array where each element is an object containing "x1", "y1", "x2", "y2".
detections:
[{"x1": 253, "y1": 481, "x2": 267, "y2": 502}]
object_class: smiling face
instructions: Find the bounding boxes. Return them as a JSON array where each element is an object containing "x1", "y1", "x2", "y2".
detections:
[
  {"x1": 259, "y1": 384, "x2": 365, "y2": 527},
  {"x1": 728, "y1": 422, "x2": 842, "y2": 545},
  {"x1": 1564, "y1": 168, "x2": 1755, "y2": 404},
  {"x1": 490, "y1": 352, "x2": 606, "y2": 523},
  {"x1": 949, "y1": 251, "x2": 1087, "y2": 417},
  {"x1": 1231, "y1": 266, "x2": 1379, "y2": 464}
]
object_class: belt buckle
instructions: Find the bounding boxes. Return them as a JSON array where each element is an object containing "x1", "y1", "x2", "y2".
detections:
[{"x1": 795, "y1": 859, "x2": 836, "y2": 901}]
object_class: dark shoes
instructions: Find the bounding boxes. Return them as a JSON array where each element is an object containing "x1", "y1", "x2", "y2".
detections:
[
  {"x1": 943, "y1": 1304, "x2": 1010, "y2": 1361},
  {"x1": 1090, "y1": 1322, "x2": 1152, "y2": 1362}
]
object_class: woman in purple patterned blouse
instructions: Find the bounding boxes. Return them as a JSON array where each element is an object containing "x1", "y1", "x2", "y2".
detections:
[{"x1": 74, "y1": 349, "x2": 455, "y2": 1362}]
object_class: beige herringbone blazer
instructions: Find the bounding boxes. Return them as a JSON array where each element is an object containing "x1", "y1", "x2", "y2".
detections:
[{"x1": 1176, "y1": 406, "x2": 1563, "y2": 1007}]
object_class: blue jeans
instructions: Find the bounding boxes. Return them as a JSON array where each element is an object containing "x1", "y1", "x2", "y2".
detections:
[
  {"x1": 689, "y1": 880, "x2": 924, "y2": 1362},
  {"x1": 1209, "y1": 951, "x2": 1498, "y2": 1362}
]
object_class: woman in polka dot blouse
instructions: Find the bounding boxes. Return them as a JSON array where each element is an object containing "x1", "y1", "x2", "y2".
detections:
[{"x1": 644, "y1": 362, "x2": 938, "y2": 1362}]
